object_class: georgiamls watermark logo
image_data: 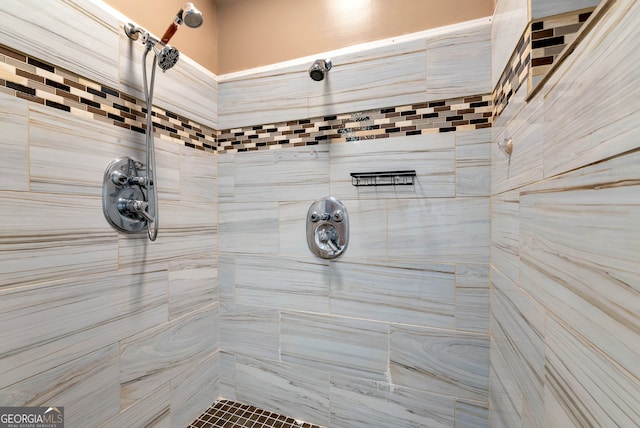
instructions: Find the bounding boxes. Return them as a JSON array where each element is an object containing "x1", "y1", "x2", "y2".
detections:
[{"x1": 0, "y1": 407, "x2": 64, "y2": 428}]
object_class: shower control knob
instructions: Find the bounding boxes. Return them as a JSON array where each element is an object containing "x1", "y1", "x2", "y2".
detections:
[
  {"x1": 310, "y1": 211, "x2": 320, "y2": 222},
  {"x1": 129, "y1": 176, "x2": 153, "y2": 187},
  {"x1": 111, "y1": 171, "x2": 128, "y2": 186},
  {"x1": 320, "y1": 212, "x2": 331, "y2": 221},
  {"x1": 118, "y1": 198, "x2": 154, "y2": 223},
  {"x1": 332, "y1": 210, "x2": 344, "y2": 222}
]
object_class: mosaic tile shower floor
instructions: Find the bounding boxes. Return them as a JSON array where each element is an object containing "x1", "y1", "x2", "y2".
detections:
[{"x1": 188, "y1": 400, "x2": 325, "y2": 428}]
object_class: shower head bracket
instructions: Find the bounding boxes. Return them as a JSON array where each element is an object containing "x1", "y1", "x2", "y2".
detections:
[{"x1": 124, "y1": 23, "x2": 142, "y2": 41}]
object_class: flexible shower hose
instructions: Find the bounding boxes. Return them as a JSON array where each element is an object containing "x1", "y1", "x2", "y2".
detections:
[{"x1": 142, "y1": 43, "x2": 159, "y2": 241}]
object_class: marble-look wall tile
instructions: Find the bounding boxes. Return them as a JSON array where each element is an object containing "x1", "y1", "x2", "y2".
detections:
[
  {"x1": 455, "y1": 264, "x2": 490, "y2": 333},
  {"x1": 308, "y1": 39, "x2": 427, "y2": 119},
  {"x1": 233, "y1": 146, "x2": 329, "y2": 202},
  {"x1": 455, "y1": 400, "x2": 489, "y2": 428},
  {"x1": 168, "y1": 258, "x2": 217, "y2": 320},
  {"x1": 170, "y1": 352, "x2": 220, "y2": 428},
  {"x1": 218, "y1": 254, "x2": 236, "y2": 305},
  {"x1": 234, "y1": 356, "x2": 331, "y2": 427},
  {"x1": 491, "y1": 190, "x2": 520, "y2": 283},
  {"x1": 532, "y1": 0, "x2": 600, "y2": 19},
  {"x1": 179, "y1": 146, "x2": 218, "y2": 203},
  {"x1": 542, "y1": 0, "x2": 640, "y2": 178},
  {"x1": 0, "y1": 344, "x2": 120, "y2": 427},
  {"x1": 491, "y1": 0, "x2": 529, "y2": 87},
  {"x1": 281, "y1": 311, "x2": 388, "y2": 381},
  {"x1": 390, "y1": 324, "x2": 489, "y2": 402},
  {"x1": 0, "y1": 92, "x2": 28, "y2": 191},
  {"x1": 491, "y1": 269, "x2": 545, "y2": 427},
  {"x1": 329, "y1": 134, "x2": 455, "y2": 200},
  {"x1": 28, "y1": 104, "x2": 145, "y2": 196},
  {"x1": 119, "y1": 304, "x2": 218, "y2": 408},
  {"x1": 0, "y1": 268, "x2": 167, "y2": 389},
  {"x1": 0, "y1": 0, "x2": 120, "y2": 87},
  {"x1": 328, "y1": 199, "x2": 388, "y2": 260},
  {"x1": 99, "y1": 383, "x2": 171, "y2": 428},
  {"x1": 148, "y1": 137, "x2": 184, "y2": 202},
  {"x1": 489, "y1": 340, "x2": 523, "y2": 428},
  {"x1": 159, "y1": 199, "x2": 217, "y2": 229},
  {"x1": 218, "y1": 202, "x2": 278, "y2": 254},
  {"x1": 544, "y1": 316, "x2": 640, "y2": 426},
  {"x1": 218, "y1": 63, "x2": 309, "y2": 130},
  {"x1": 235, "y1": 254, "x2": 330, "y2": 313},
  {"x1": 491, "y1": 84, "x2": 544, "y2": 195},
  {"x1": 456, "y1": 129, "x2": 491, "y2": 196},
  {"x1": 219, "y1": 351, "x2": 236, "y2": 401},
  {"x1": 219, "y1": 303, "x2": 280, "y2": 361},
  {"x1": 426, "y1": 20, "x2": 491, "y2": 101},
  {"x1": 387, "y1": 197, "x2": 490, "y2": 264},
  {"x1": 519, "y1": 151, "x2": 640, "y2": 380},
  {"x1": 0, "y1": 192, "x2": 117, "y2": 289},
  {"x1": 217, "y1": 153, "x2": 236, "y2": 203},
  {"x1": 278, "y1": 200, "x2": 318, "y2": 259},
  {"x1": 329, "y1": 375, "x2": 391, "y2": 428},
  {"x1": 330, "y1": 260, "x2": 455, "y2": 328},
  {"x1": 118, "y1": 228, "x2": 217, "y2": 271},
  {"x1": 329, "y1": 374, "x2": 455, "y2": 428},
  {"x1": 219, "y1": 19, "x2": 492, "y2": 129}
]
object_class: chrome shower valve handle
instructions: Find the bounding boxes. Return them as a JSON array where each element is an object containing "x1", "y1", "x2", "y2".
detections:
[
  {"x1": 118, "y1": 198, "x2": 154, "y2": 223},
  {"x1": 306, "y1": 197, "x2": 349, "y2": 259}
]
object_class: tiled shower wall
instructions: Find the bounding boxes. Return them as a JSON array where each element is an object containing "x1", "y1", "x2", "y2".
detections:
[
  {"x1": 217, "y1": 19, "x2": 493, "y2": 428},
  {"x1": 490, "y1": 0, "x2": 640, "y2": 426},
  {"x1": 0, "y1": 1, "x2": 219, "y2": 427}
]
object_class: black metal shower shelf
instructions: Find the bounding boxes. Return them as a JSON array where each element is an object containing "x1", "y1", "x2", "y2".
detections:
[{"x1": 350, "y1": 170, "x2": 416, "y2": 187}]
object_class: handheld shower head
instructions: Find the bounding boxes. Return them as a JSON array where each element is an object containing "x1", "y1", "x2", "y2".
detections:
[
  {"x1": 309, "y1": 59, "x2": 332, "y2": 81},
  {"x1": 161, "y1": 2, "x2": 204, "y2": 44},
  {"x1": 156, "y1": 46, "x2": 180, "y2": 71}
]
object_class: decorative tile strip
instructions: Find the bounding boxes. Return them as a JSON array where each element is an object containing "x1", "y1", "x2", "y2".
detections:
[
  {"x1": 0, "y1": 7, "x2": 598, "y2": 155},
  {"x1": 493, "y1": 27, "x2": 531, "y2": 119},
  {"x1": 530, "y1": 8, "x2": 594, "y2": 89},
  {"x1": 0, "y1": 44, "x2": 217, "y2": 153},
  {"x1": 216, "y1": 94, "x2": 493, "y2": 154},
  {"x1": 493, "y1": 7, "x2": 595, "y2": 120}
]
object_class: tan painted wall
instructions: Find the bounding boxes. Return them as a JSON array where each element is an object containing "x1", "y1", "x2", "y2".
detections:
[
  {"x1": 103, "y1": 0, "x2": 494, "y2": 75},
  {"x1": 103, "y1": 0, "x2": 218, "y2": 72}
]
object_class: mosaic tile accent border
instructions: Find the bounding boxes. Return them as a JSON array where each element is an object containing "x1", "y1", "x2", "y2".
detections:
[
  {"x1": 0, "y1": 44, "x2": 217, "y2": 153},
  {"x1": 217, "y1": 94, "x2": 493, "y2": 154},
  {"x1": 493, "y1": 7, "x2": 595, "y2": 119},
  {"x1": 188, "y1": 400, "x2": 325, "y2": 428},
  {"x1": 0, "y1": 6, "x2": 596, "y2": 155},
  {"x1": 531, "y1": 8, "x2": 593, "y2": 87},
  {"x1": 492, "y1": 27, "x2": 531, "y2": 119}
]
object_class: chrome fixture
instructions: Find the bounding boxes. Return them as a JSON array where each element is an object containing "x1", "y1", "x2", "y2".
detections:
[
  {"x1": 350, "y1": 170, "x2": 417, "y2": 187},
  {"x1": 308, "y1": 59, "x2": 332, "y2": 81},
  {"x1": 123, "y1": 2, "x2": 203, "y2": 72},
  {"x1": 306, "y1": 197, "x2": 349, "y2": 259},
  {"x1": 104, "y1": 3, "x2": 203, "y2": 241},
  {"x1": 159, "y1": 2, "x2": 204, "y2": 45},
  {"x1": 103, "y1": 157, "x2": 155, "y2": 234},
  {"x1": 499, "y1": 136, "x2": 514, "y2": 155}
]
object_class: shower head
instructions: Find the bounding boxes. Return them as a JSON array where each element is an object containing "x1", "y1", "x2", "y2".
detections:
[
  {"x1": 156, "y1": 45, "x2": 180, "y2": 71},
  {"x1": 161, "y1": 2, "x2": 204, "y2": 44},
  {"x1": 309, "y1": 59, "x2": 332, "y2": 81},
  {"x1": 181, "y1": 3, "x2": 204, "y2": 28}
]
